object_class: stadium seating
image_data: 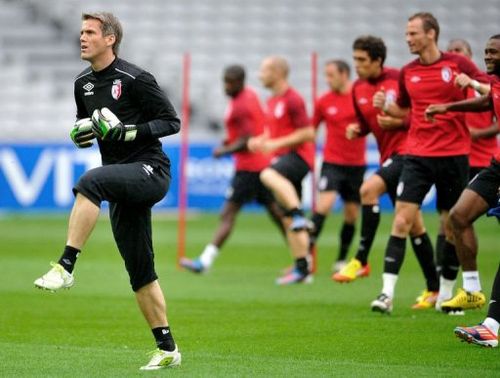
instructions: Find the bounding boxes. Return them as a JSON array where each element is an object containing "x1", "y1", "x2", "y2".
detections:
[{"x1": 1, "y1": 0, "x2": 498, "y2": 140}]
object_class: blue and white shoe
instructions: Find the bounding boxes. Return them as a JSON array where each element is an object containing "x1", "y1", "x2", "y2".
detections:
[
  {"x1": 276, "y1": 268, "x2": 313, "y2": 285},
  {"x1": 180, "y1": 258, "x2": 205, "y2": 274}
]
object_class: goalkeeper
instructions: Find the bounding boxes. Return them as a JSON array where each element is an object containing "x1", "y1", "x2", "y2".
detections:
[{"x1": 34, "y1": 12, "x2": 182, "y2": 370}]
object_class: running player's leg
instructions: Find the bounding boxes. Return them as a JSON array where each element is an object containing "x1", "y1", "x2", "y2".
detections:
[
  {"x1": 372, "y1": 156, "x2": 432, "y2": 313},
  {"x1": 441, "y1": 163, "x2": 500, "y2": 311},
  {"x1": 181, "y1": 171, "x2": 258, "y2": 273},
  {"x1": 260, "y1": 153, "x2": 311, "y2": 284},
  {"x1": 332, "y1": 173, "x2": 385, "y2": 283},
  {"x1": 334, "y1": 165, "x2": 364, "y2": 269},
  {"x1": 409, "y1": 211, "x2": 439, "y2": 309},
  {"x1": 454, "y1": 263, "x2": 500, "y2": 347},
  {"x1": 35, "y1": 163, "x2": 162, "y2": 290},
  {"x1": 434, "y1": 156, "x2": 470, "y2": 308}
]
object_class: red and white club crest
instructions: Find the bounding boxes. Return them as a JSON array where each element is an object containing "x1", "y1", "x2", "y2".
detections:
[
  {"x1": 441, "y1": 67, "x2": 452, "y2": 83},
  {"x1": 111, "y1": 79, "x2": 122, "y2": 100}
]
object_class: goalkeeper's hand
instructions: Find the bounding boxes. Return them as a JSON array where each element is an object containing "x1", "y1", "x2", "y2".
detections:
[
  {"x1": 70, "y1": 118, "x2": 95, "y2": 148},
  {"x1": 91, "y1": 107, "x2": 137, "y2": 142}
]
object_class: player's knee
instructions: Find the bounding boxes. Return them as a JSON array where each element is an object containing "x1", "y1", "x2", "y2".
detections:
[
  {"x1": 360, "y1": 182, "x2": 376, "y2": 203},
  {"x1": 73, "y1": 169, "x2": 102, "y2": 206},
  {"x1": 449, "y1": 206, "x2": 469, "y2": 231},
  {"x1": 392, "y1": 213, "x2": 412, "y2": 235},
  {"x1": 259, "y1": 168, "x2": 275, "y2": 186}
]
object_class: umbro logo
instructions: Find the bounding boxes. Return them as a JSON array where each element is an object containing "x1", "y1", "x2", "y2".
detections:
[
  {"x1": 142, "y1": 164, "x2": 154, "y2": 176},
  {"x1": 83, "y1": 82, "x2": 94, "y2": 96},
  {"x1": 410, "y1": 76, "x2": 421, "y2": 83}
]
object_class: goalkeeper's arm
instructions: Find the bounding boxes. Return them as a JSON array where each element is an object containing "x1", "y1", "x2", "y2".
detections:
[{"x1": 131, "y1": 72, "x2": 181, "y2": 139}]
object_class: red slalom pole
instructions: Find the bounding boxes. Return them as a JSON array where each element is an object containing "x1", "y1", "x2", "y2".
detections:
[
  {"x1": 177, "y1": 52, "x2": 191, "y2": 267},
  {"x1": 310, "y1": 51, "x2": 318, "y2": 273}
]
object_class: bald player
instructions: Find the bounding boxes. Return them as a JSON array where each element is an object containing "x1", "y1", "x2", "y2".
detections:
[{"x1": 249, "y1": 56, "x2": 316, "y2": 285}]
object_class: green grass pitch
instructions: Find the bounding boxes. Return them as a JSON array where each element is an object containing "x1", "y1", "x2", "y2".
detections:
[{"x1": 1, "y1": 211, "x2": 499, "y2": 376}]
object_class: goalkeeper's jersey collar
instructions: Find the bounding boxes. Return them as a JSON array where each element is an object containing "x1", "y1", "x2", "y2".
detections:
[{"x1": 92, "y1": 57, "x2": 118, "y2": 79}]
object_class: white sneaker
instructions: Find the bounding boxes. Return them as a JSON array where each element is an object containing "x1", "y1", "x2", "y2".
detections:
[
  {"x1": 34, "y1": 262, "x2": 74, "y2": 291},
  {"x1": 371, "y1": 293, "x2": 393, "y2": 314},
  {"x1": 140, "y1": 346, "x2": 181, "y2": 370}
]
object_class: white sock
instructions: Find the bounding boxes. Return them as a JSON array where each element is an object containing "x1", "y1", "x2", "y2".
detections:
[
  {"x1": 482, "y1": 317, "x2": 500, "y2": 336},
  {"x1": 382, "y1": 273, "x2": 398, "y2": 298},
  {"x1": 462, "y1": 271, "x2": 482, "y2": 292},
  {"x1": 199, "y1": 244, "x2": 219, "y2": 268},
  {"x1": 438, "y1": 276, "x2": 456, "y2": 301}
]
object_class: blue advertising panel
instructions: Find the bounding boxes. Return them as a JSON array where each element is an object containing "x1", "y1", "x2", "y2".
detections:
[{"x1": 0, "y1": 142, "x2": 437, "y2": 212}]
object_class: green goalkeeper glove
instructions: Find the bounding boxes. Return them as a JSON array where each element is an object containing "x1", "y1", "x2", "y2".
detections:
[
  {"x1": 70, "y1": 118, "x2": 95, "y2": 148},
  {"x1": 91, "y1": 107, "x2": 137, "y2": 142}
]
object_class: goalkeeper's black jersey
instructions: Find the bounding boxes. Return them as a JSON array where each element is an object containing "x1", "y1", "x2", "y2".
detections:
[{"x1": 74, "y1": 58, "x2": 180, "y2": 166}]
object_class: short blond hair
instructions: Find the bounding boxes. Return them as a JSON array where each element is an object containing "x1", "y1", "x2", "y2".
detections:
[{"x1": 82, "y1": 12, "x2": 123, "y2": 55}]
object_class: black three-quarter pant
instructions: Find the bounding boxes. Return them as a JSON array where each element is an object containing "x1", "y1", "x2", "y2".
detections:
[{"x1": 73, "y1": 161, "x2": 170, "y2": 291}]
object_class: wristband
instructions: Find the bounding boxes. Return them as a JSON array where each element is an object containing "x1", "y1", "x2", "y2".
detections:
[{"x1": 470, "y1": 80, "x2": 481, "y2": 91}]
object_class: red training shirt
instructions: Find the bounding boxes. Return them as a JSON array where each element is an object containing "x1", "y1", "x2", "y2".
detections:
[
  {"x1": 266, "y1": 87, "x2": 315, "y2": 169},
  {"x1": 397, "y1": 52, "x2": 488, "y2": 157},
  {"x1": 313, "y1": 88, "x2": 366, "y2": 166},
  {"x1": 465, "y1": 86, "x2": 497, "y2": 168},
  {"x1": 352, "y1": 67, "x2": 408, "y2": 163},
  {"x1": 224, "y1": 87, "x2": 270, "y2": 171},
  {"x1": 490, "y1": 76, "x2": 500, "y2": 162}
]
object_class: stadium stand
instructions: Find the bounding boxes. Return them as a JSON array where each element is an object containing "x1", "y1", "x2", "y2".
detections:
[{"x1": 1, "y1": 0, "x2": 498, "y2": 140}]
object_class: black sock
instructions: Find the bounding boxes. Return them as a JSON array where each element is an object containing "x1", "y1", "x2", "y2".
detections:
[
  {"x1": 355, "y1": 205, "x2": 380, "y2": 265},
  {"x1": 285, "y1": 207, "x2": 304, "y2": 218},
  {"x1": 411, "y1": 233, "x2": 439, "y2": 292},
  {"x1": 338, "y1": 222, "x2": 355, "y2": 261},
  {"x1": 384, "y1": 235, "x2": 406, "y2": 274},
  {"x1": 435, "y1": 234, "x2": 446, "y2": 274},
  {"x1": 441, "y1": 240, "x2": 460, "y2": 280},
  {"x1": 58, "y1": 245, "x2": 80, "y2": 273},
  {"x1": 152, "y1": 326, "x2": 176, "y2": 352},
  {"x1": 487, "y1": 264, "x2": 500, "y2": 322},
  {"x1": 310, "y1": 213, "x2": 326, "y2": 244},
  {"x1": 295, "y1": 257, "x2": 309, "y2": 275}
]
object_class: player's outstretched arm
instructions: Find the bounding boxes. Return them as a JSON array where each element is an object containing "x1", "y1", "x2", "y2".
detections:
[
  {"x1": 425, "y1": 95, "x2": 492, "y2": 121},
  {"x1": 469, "y1": 122, "x2": 500, "y2": 141},
  {"x1": 454, "y1": 73, "x2": 491, "y2": 95},
  {"x1": 213, "y1": 136, "x2": 250, "y2": 158},
  {"x1": 260, "y1": 126, "x2": 315, "y2": 153}
]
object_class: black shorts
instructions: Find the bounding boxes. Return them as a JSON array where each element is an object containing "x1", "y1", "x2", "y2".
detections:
[
  {"x1": 318, "y1": 162, "x2": 365, "y2": 203},
  {"x1": 270, "y1": 152, "x2": 310, "y2": 199},
  {"x1": 74, "y1": 161, "x2": 170, "y2": 291},
  {"x1": 227, "y1": 171, "x2": 274, "y2": 205},
  {"x1": 468, "y1": 159, "x2": 500, "y2": 208},
  {"x1": 469, "y1": 166, "x2": 486, "y2": 180},
  {"x1": 397, "y1": 155, "x2": 469, "y2": 211},
  {"x1": 375, "y1": 154, "x2": 405, "y2": 204}
]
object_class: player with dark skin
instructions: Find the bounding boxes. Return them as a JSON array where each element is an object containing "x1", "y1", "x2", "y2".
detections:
[
  {"x1": 425, "y1": 34, "x2": 500, "y2": 347},
  {"x1": 181, "y1": 65, "x2": 285, "y2": 273}
]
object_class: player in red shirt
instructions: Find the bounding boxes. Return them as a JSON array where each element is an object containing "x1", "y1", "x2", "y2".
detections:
[
  {"x1": 425, "y1": 35, "x2": 500, "y2": 346},
  {"x1": 370, "y1": 12, "x2": 488, "y2": 314},
  {"x1": 181, "y1": 65, "x2": 285, "y2": 273},
  {"x1": 309, "y1": 59, "x2": 366, "y2": 273},
  {"x1": 431, "y1": 39, "x2": 498, "y2": 276},
  {"x1": 249, "y1": 56, "x2": 316, "y2": 285},
  {"x1": 333, "y1": 36, "x2": 439, "y2": 311}
]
